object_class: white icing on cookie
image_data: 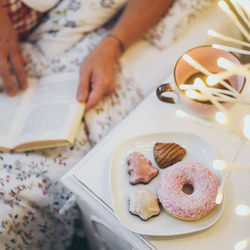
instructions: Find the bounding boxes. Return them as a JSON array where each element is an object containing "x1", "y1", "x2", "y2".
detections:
[{"x1": 129, "y1": 189, "x2": 160, "y2": 220}]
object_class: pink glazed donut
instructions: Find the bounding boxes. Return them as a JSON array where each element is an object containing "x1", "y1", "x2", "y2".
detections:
[{"x1": 158, "y1": 161, "x2": 219, "y2": 221}]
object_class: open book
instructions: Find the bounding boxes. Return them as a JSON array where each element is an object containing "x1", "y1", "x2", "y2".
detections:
[{"x1": 0, "y1": 72, "x2": 85, "y2": 153}]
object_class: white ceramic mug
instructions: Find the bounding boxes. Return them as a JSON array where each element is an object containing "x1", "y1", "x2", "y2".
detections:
[{"x1": 156, "y1": 46, "x2": 246, "y2": 117}]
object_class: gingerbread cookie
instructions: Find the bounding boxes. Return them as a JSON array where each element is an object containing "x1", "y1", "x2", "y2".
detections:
[{"x1": 127, "y1": 152, "x2": 159, "y2": 184}]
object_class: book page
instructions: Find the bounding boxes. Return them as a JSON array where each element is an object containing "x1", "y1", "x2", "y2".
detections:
[
  {"x1": 15, "y1": 72, "x2": 84, "y2": 147},
  {"x1": 0, "y1": 79, "x2": 36, "y2": 149}
]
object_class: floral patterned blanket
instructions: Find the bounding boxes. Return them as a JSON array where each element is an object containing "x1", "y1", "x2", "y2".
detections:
[{"x1": 0, "y1": 21, "x2": 143, "y2": 250}]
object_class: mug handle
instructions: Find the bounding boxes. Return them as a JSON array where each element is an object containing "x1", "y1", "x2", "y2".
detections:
[{"x1": 156, "y1": 83, "x2": 179, "y2": 104}]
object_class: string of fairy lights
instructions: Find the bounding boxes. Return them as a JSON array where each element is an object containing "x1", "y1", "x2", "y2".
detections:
[
  {"x1": 181, "y1": 0, "x2": 250, "y2": 139},
  {"x1": 177, "y1": 1, "x2": 249, "y2": 249}
]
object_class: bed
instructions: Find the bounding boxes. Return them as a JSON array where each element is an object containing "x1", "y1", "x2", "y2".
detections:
[{"x1": 0, "y1": 1, "x2": 242, "y2": 249}]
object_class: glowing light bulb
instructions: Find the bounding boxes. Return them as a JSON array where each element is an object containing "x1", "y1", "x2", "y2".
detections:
[
  {"x1": 243, "y1": 124, "x2": 250, "y2": 139},
  {"x1": 215, "y1": 112, "x2": 227, "y2": 124},
  {"x1": 216, "y1": 191, "x2": 223, "y2": 204},
  {"x1": 213, "y1": 159, "x2": 226, "y2": 170},
  {"x1": 235, "y1": 240, "x2": 249, "y2": 250},
  {"x1": 243, "y1": 115, "x2": 250, "y2": 125},
  {"x1": 176, "y1": 109, "x2": 187, "y2": 118},
  {"x1": 207, "y1": 29, "x2": 217, "y2": 37},
  {"x1": 194, "y1": 78, "x2": 205, "y2": 89},
  {"x1": 207, "y1": 75, "x2": 219, "y2": 86},
  {"x1": 243, "y1": 116, "x2": 250, "y2": 139},
  {"x1": 185, "y1": 90, "x2": 199, "y2": 99},
  {"x1": 236, "y1": 205, "x2": 250, "y2": 216},
  {"x1": 182, "y1": 54, "x2": 190, "y2": 62},
  {"x1": 217, "y1": 57, "x2": 231, "y2": 69},
  {"x1": 218, "y1": 1, "x2": 230, "y2": 11},
  {"x1": 179, "y1": 84, "x2": 186, "y2": 90}
]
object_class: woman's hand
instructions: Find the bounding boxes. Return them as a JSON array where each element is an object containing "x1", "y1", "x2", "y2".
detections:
[
  {"x1": 77, "y1": 0, "x2": 173, "y2": 112},
  {"x1": 77, "y1": 35, "x2": 122, "y2": 112},
  {"x1": 0, "y1": 6, "x2": 28, "y2": 96}
]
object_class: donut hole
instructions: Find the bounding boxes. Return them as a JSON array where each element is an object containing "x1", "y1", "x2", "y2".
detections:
[{"x1": 182, "y1": 183, "x2": 194, "y2": 195}]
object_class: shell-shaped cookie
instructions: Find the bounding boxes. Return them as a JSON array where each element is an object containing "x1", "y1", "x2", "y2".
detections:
[
  {"x1": 154, "y1": 142, "x2": 186, "y2": 168},
  {"x1": 129, "y1": 189, "x2": 160, "y2": 221},
  {"x1": 127, "y1": 152, "x2": 159, "y2": 184}
]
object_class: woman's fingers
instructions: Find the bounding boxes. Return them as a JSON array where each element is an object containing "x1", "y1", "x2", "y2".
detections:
[
  {"x1": 77, "y1": 65, "x2": 91, "y2": 103},
  {"x1": 20, "y1": 50, "x2": 28, "y2": 65},
  {"x1": 0, "y1": 43, "x2": 28, "y2": 95},
  {"x1": 17, "y1": 44, "x2": 28, "y2": 65},
  {"x1": 78, "y1": 65, "x2": 114, "y2": 111},
  {"x1": 0, "y1": 55, "x2": 16, "y2": 96},
  {"x1": 106, "y1": 76, "x2": 116, "y2": 94},
  {"x1": 85, "y1": 84, "x2": 104, "y2": 111},
  {"x1": 77, "y1": 36, "x2": 121, "y2": 110},
  {"x1": 0, "y1": 8, "x2": 28, "y2": 96},
  {"x1": 10, "y1": 52, "x2": 28, "y2": 90},
  {"x1": 80, "y1": 69, "x2": 116, "y2": 111}
]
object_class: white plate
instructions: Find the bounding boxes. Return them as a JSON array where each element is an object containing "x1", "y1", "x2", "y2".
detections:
[{"x1": 109, "y1": 132, "x2": 224, "y2": 236}]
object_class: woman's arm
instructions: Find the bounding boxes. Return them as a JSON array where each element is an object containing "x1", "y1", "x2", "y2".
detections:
[
  {"x1": 77, "y1": 0, "x2": 173, "y2": 111},
  {"x1": 111, "y1": 0, "x2": 173, "y2": 50},
  {"x1": 0, "y1": 3, "x2": 27, "y2": 96}
]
